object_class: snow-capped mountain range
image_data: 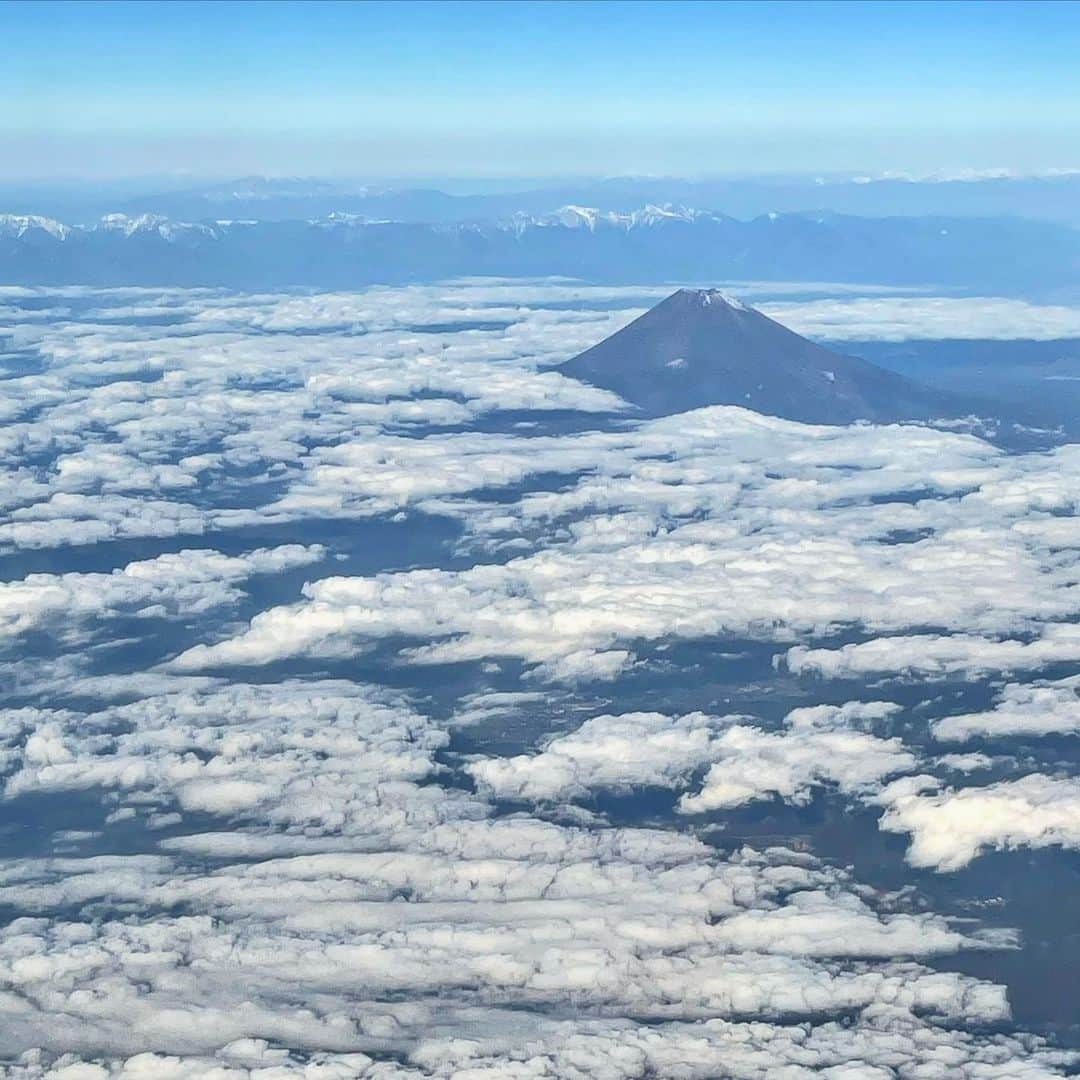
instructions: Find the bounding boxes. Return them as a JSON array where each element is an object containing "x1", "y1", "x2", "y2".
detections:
[
  {"x1": 0, "y1": 204, "x2": 713, "y2": 242},
  {"x1": 1, "y1": 206, "x2": 1076, "y2": 292}
]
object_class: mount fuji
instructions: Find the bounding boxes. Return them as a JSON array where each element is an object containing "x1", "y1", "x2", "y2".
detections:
[{"x1": 559, "y1": 288, "x2": 961, "y2": 425}]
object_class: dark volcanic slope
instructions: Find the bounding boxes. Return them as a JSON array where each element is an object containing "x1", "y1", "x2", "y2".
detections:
[{"x1": 560, "y1": 288, "x2": 955, "y2": 424}]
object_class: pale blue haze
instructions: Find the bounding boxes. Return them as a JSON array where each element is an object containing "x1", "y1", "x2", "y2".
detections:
[{"x1": 4, "y1": 0, "x2": 1080, "y2": 177}]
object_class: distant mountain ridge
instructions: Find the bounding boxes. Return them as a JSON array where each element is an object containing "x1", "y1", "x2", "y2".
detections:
[
  {"x1": 10, "y1": 172, "x2": 1080, "y2": 226},
  {"x1": 560, "y1": 288, "x2": 961, "y2": 425},
  {"x1": 1, "y1": 207, "x2": 1077, "y2": 293}
]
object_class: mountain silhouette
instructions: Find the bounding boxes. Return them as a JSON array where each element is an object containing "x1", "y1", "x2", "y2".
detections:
[{"x1": 559, "y1": 288, "x2": 958, "y2": 424}]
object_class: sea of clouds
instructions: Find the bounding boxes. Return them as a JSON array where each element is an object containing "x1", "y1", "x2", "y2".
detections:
[{"x1": 0, "y1": 280, "x2": 1079, "y2": 1077}]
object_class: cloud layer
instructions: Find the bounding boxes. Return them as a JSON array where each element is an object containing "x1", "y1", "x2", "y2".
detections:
[{"x1": 0, "y1": 281, "x2": 1078, "y2": 1076}]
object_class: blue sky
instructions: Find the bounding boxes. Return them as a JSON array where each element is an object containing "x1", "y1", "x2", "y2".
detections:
[{"x1": 4, "y1": 0, "x2": 1080, "y2": 179}]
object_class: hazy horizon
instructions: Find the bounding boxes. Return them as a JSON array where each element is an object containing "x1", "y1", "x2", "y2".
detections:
[{"x1": 6, "y1": 0, "x2": 1080, "y2": 179}]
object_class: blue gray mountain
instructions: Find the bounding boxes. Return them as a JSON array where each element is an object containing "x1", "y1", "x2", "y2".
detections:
[
  {"x1": 1, "y1": 207, "x2": 1076, "y2": 293},
  {"x1": 9, "y1": 172, "x2": 1080, "y2": 226}
]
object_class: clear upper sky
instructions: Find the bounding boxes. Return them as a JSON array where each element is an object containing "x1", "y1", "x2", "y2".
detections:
[{"x1": 4, "y1": 0, "x2": 1079, "y2": 180}]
